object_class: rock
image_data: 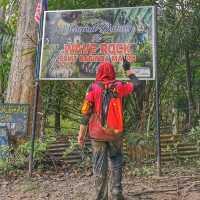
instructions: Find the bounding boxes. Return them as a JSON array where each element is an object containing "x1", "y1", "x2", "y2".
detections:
[{"x1": 39, "y1": 192, "x2": 50, "y2": 198}]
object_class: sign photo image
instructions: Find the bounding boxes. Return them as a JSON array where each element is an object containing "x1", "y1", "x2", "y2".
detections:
[{"x1": 40, "y1": 6, "x2": 156, "y2": 80}]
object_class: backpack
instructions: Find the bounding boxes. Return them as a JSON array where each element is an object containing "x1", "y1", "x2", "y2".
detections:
[{"x1": 98, "y1": 81, "x2": 123, "y2": 135}]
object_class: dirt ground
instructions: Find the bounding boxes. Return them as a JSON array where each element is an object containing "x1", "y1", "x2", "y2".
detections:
[{"x1": 1, "y1": 166, "x2": 200, "y2": 200}]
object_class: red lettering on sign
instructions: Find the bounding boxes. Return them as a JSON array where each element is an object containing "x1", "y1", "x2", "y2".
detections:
[
  {"x1": 64, "y1": 43, "x2": 97, "y2": 54},
  {"x1": 100, "y1": 43, "x2": 132, "y2": 55}
]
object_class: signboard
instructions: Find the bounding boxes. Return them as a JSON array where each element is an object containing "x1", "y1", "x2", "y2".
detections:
[
  {"x1": 0, "y1": 126, "x2": 9, "y2": 159},
  {"x1": 40, "y1": 6, "x2": 156, "y2": 80},
  {"x1": 0, "y1": 104, "x2": 29, "y2": 137},
  {"x1": 0, "y1": 126, "x2": 8, "y2": 146}
]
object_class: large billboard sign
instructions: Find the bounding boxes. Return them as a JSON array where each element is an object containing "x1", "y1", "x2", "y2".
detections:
[{"x1": 39, "y1": 6, "x2": 156, "y2": 80}]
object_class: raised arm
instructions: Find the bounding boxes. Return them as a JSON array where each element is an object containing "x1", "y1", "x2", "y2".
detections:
[{"x1": 122, "y1": 56, "x2": 142, "y2": 91}]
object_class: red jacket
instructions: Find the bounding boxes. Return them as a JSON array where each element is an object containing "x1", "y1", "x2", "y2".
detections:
[{"x1": 84, "y1": 63, "x2": 134, "y2": 140}]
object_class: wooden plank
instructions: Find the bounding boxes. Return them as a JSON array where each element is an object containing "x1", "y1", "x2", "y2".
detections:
[
  {"x1": 161, "y1": 143, "x2": 196, "y2": 148},
  {"x1": 177, "y1": 146, "x2": 198, "y2": 151},
  {"x1": 161, "y1": 151, "x2": 200, "y2": 157},
  {"x1": 48, "y1": 143, "x2": 69, "y2": 148},
  {"x1": 160, "y1": 134, "x2": 182, "y2": 139},
  {"x1": 45, "y1": 137, "x2": 92, "y2": 165},
  {"x1": 161, "y1": 154, "x2": 200, "y2": 162},
  {"x1": 160, "y1": 140, "x2": 180, "y2": 144},
  {"x1": 64, "y1": 154, "x2": 82, "y2": 160},
  {"x1": 47, "y1": 147, "x2": 69, "y2": 152}
]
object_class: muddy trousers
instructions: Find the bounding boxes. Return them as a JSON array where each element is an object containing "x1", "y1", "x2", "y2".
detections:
[{"x1": 91, "y1": 139, "x2": 124, "y2": 200}]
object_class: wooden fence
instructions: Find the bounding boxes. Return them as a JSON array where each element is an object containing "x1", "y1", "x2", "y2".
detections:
[{"x1": 45, "y1": 133, "x2": 200, "y2": 165}]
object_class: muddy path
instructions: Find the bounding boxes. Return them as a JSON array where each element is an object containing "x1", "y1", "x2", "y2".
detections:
[{"x1": 1, "y1": 167, "x2": 200, "y2": 200}]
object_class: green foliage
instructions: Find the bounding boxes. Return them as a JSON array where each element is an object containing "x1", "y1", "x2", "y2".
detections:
[
  {"x1": 48, "y1": 0, "x2": 99, "y2": 10},
  {"x1": 0, "y1": 135, "x2": 56, "y2": 175},
  {"x1": 0, "y1": 146, "x2": 14, "y2": 175},
  {"x1": 45, "y1": 115, "x2": 79, "y2": 134},
  {"x1": 158, "y1": 0, "x2": 200, "y2": 129},
  {"x1": 126, "y1": 131, "x2": 155, "y2": 147},
  {"x1": 0, "y1": 158, "x2": 14, "y2": 175},
  {"x1": 188, "y1": 120, "x2": 200, "y2": 144},
  {"x1": 63, "y1": 137, "x2": 78, "y2": 158},
  {"x1": 0, "y1": 0, "x2": 18, "y2": 102},
  {"x1": 41, "y1": 80, "x2": 91, "y2": 129},
  {"x1": 0, "y1": 49, "x2": 12, "y2": 101},
  {"x1": 18, "y1": 140, "x2": 46, "y2": 163},
  {"x1": 0, "y1": 21, "x2": 14, "y2": 50},
  {"x1": 126, "y1": 163, "x2": 155, "y2": 177}
]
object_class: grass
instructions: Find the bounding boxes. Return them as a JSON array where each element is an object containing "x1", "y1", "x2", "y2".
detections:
[{"x1": 45, "y1": 115, "x2": 79, "y2": 135}]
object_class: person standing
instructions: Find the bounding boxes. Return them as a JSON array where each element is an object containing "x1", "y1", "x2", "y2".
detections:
[{"x1": 78, "y1": 58, "x2": 141, "y2": 200}]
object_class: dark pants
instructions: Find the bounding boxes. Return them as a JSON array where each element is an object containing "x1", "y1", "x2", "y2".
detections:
[{"x1": 91, "y1": 139, "x2": 124, "y2": 200}]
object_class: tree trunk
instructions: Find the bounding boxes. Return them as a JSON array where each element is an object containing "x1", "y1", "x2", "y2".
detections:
[
  {"x1": 0, "y1": 7, "x2": 5, "y2": 103},
  {"x1": 55, "y1": 102, "x2": 61, "y2": 134},
  {"x1": 55, "y1": 110, "x2": 61, "y2": 134},
  {"x1": 185, "y1": 49, "x2": 193, "y2": 129},
  {"x1": 6, "y1": 0, "x2": 37, "y2": 134},
  {"x1": 172, "y1": 105, "x2": 178, "y2": 135}
]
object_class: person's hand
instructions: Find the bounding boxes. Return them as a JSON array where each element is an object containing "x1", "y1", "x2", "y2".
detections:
[
  {"x1": 77, "y1": 132, "x2": 85, "y2": 148},
  {"x1": 122, "y1": 56, "x2": 130, "y2": 71},
  {"x1": 126, "y1": 69, "x2": 135, "y2": 77}
]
